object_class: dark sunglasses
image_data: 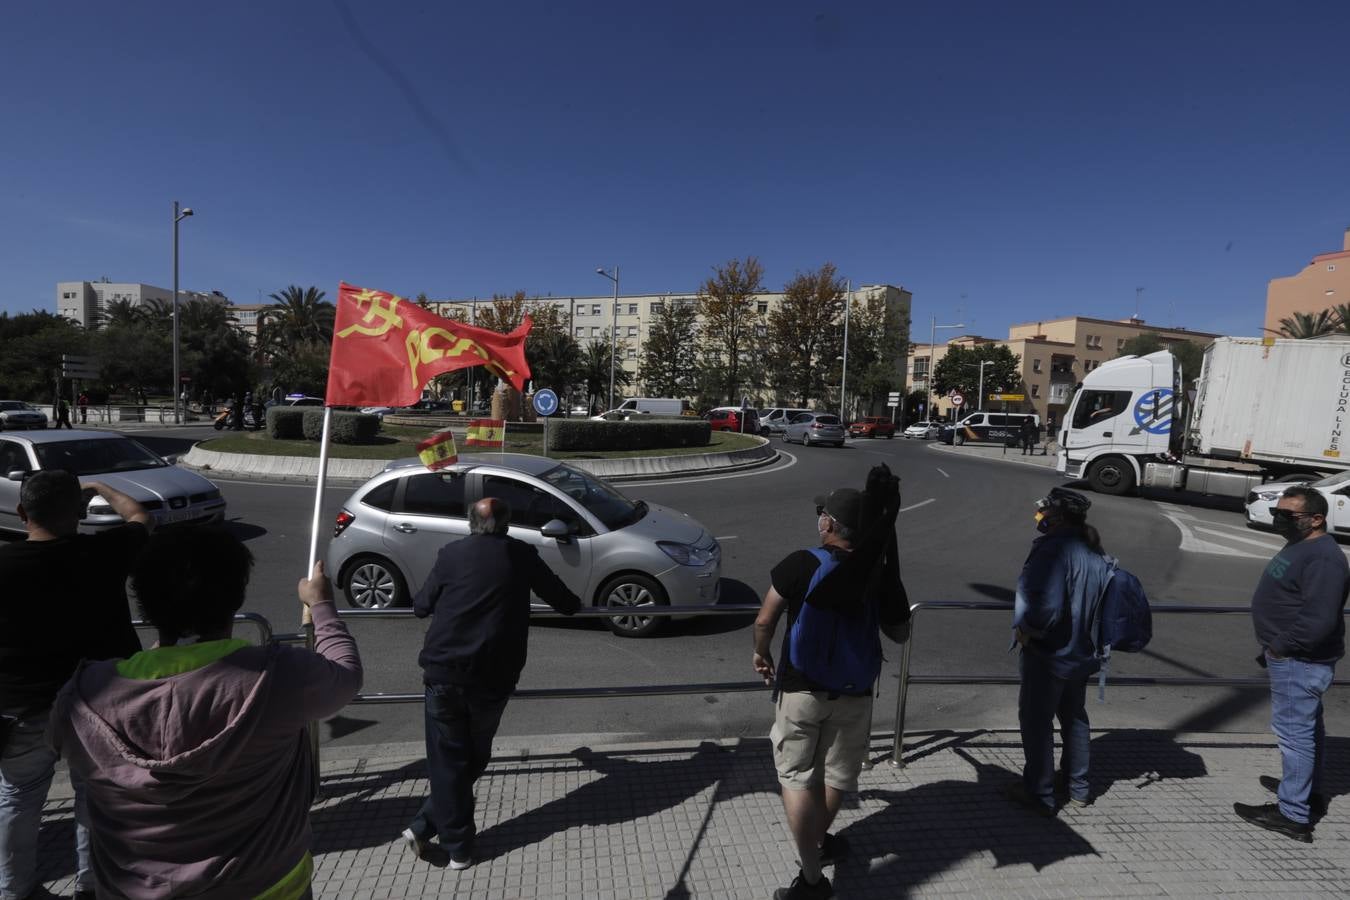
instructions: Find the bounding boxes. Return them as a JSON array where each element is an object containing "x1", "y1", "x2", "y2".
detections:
[
  {"x1": 815, "y1": 505, "x2": 827, "y2": 517},
  {"x1": 1270, "y1": 507, "x2": 1315, "y2": 520}
]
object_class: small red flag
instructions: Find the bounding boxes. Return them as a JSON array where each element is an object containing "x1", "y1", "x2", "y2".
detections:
[{"x1": 326, "y1": 282, "x2": 532, "y2": 407}]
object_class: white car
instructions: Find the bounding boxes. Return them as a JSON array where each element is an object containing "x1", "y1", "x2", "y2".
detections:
[
  {"x1": 0, "y1": 400, "x2": 49, "y2": 430},
  {"x1": 1245, "y1": 471, "x2": 1350, "y2": 532},
  {"x1": 903, "y1": 420, "x2": 939, "y2": 439}
]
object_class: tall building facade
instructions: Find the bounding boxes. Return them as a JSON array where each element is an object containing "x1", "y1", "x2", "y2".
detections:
[
  {"x1": 1265, "y1": 227, "x2": 1350, "y2": 335},
  {"x1": 55, "y1": 279, "x2": 228, "y2": 328},
  {"x1": 908, "y1": 315, "x2": 1219, "y2": 423}
]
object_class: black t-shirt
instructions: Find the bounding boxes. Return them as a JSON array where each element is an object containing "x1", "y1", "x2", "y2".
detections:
[
  {"x1": 771, "y1": 547, "x2": 859, "y2": 694},
  {"x1": 0, "y1": 523, "x2": 147, "y2": 711}
]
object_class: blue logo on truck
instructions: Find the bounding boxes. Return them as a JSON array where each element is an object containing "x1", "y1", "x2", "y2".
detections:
[{"x1": 1133, "y1": 388, "x2": 1174, "y2": 435}]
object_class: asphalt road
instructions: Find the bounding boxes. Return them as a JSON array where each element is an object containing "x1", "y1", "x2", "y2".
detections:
[{"x1": 34, "y1": 426, "x2": 1350, "y2": 752}]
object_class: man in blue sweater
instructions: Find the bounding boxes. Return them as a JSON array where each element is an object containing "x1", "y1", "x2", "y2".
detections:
[
  {"x1": 401, "y1": 497, "x2": 581, "y2": 868},
  {"x1": 1235, "y1": 486, "x2": 1349, "y2": 842}
]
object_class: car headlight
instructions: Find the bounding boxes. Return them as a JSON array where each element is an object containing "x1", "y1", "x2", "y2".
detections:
[
  {"x1": 657, "y1": 541, "x2": 715, "y2": 566},
  {"x1": 85, "y1": 498, "x2": 114, "y2": 516},
  {"x1": 1255, "y1": 491, "x2": 1281, "y2": 502}
]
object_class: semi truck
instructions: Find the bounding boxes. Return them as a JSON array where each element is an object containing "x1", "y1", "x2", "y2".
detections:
[{"x1": 1058, "y1": 336, "x2": 1350, "y2": 497}]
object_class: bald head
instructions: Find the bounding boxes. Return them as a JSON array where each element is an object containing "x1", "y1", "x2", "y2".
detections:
[{"x1": 469, "y1": 497, "x2": 511, "y2": 535}]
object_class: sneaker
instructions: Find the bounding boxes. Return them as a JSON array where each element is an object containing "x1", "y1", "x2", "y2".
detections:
[
  {"x1": 1053, "y1": 770, "x2": 1092, "y2": 807},
  {"x1": 1259, "y1": 775, "x2": 1329, "y2": 817},
  {"x1": 773, "y1": 870, "x2": 834, "y2": 900},
  {"x1": 401, "y1": 827, "x2": 428, "y2": 860},
  {"x1": 448, "y1": 850, "x2": 473, "y2": 871},
  {"x1": 817, "y1": 832, "x2": 850, "y2": 867},
  {"x1": 1005, "y1": 782, "x2": 1056, "y2": 817},
  {"x1": 1233, "y1": 801, "x2": 1313, "y2": 843}
]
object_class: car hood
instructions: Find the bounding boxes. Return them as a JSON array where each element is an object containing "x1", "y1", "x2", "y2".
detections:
[
  {"x1": 1, "y1": 410, "x2": 45, "y2": 419},
  {"x1": 615, "y1": 501, "x2": 708, "y2": 545},
  {"x1": 94, "y1": 465, "x2": 217, "y2": 501}
]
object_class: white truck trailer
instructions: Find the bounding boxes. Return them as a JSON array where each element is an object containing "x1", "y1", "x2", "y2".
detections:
[{"x1": 1058, "y1": 336, "x2": 1350, "y2": 496}]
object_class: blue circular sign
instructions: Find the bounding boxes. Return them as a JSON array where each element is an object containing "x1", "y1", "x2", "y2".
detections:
[
  {"x1": 1132, "y1": 388, "x2": 1174, "y2": 435},
  {"x1": 532, "y1": 388, "x2": 559, "y2": 417}
]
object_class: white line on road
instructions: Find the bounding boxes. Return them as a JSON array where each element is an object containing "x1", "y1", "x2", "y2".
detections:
[
  {"x1": 714, "y1": 535, "x2": 739, "y2": 541},
  {"x1": 936, "y1": 467, "x2": 950, "y2": 479},
  {"x1": 213, "y1": 478, "x2": 351, "y2": 490},
  {"x1": 1192, "y1": 526, "x2": 1284, "y2": 551},
  {"x1": 901, "y1": 498, "x2": 936, "y2": 513}
]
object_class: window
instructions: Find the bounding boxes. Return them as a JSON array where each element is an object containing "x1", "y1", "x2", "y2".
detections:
[
  {"x1": 627, "y1": 348, "x2": 636, "y2": 359},
  {"x1": 1330, "y1": 264, "x2": 1338, "y2": 272},
  {"x1": 1031, "y1": 384, "x2": 1040, "y2": 399},
  {"x1": 1032, "y1": 359, "x2": 1042, "y2": 373},
  {"x1": 627, "y1": 303, "x2": 638, "y2": 315},
  {"x1": 1117, "y1": 338, "x2": 1126, "y2": 351},
  {"x1": 757, "y1": 300, "x2": 768, "y2": 314},
  {"x1": 361, "y1": 480, "x2": 396, "y2": 511},
  {"x1": 590, "y1": 326, "x2": 599, "y2": 337},
  {"x1": 575, "y1": 326, "x2": 585, "y2": 338},
  {"x1": 482, "y1": 475, "x2": 582, "y2": 530},
  {"x1": 400, "y1": 473, "x2": 467, "y2": 517},
  {"x1": 651, "y1": 301, "x2": 664, "y2": 313},
  {"x1": 591, "y1": 304, "x2": 601, "y2": 315},
  {"x1": 1071, "y1": 390, "x2": 1133, "y2": 429},
  {"x1": 627, "y1": 325, "x2": 637, "y2": 337},
  {"x1": 755, "y1": 324, "x2": 767, "y2": 337},
  {"x1": 0, "y1": 441, "x2": 31, "y2": 475}
]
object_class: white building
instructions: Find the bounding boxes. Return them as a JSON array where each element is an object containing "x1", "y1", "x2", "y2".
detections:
[{"x1": 55, "y1": 279, "x2": 228, "y2": 328}]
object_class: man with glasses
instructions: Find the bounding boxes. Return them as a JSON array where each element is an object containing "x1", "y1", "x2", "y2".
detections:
[
  {"x1": 752, "y1": 466, "x2": 909, "y2": 900},
  {"x1": 1235, "y1": 485, "x2": 1349, "y2": 841}
]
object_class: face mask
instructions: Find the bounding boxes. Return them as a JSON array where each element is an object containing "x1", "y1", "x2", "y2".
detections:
[
  {"x1": 1034, "y1": 510, "x2": 1051, "y2": 533},
  {"x1": 1272, "y1": 509, "x2": 1314, "y2": 540}
]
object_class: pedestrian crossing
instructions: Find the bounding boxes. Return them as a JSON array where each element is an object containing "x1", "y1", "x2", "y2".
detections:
[{"x1": 1155, "y1": 502, "x2": 1350, "y2": 561}]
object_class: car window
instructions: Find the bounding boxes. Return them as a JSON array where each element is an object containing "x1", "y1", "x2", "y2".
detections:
[
  {"x1": 789, "y1": 413, "x2": 812, "y2": 424},
  {"x1": 539, "y1": 465, "x2": 632, "y2": 532},
  {"x1": 988, "y1": 415, "x2": 1007, "y2": 426},
  {"x1": 361, "y1": 479, "x2": 397, "y2": 511},
  {"x1": 0, "y1": 402, "x2": 23, "y2": 412},
  {"x1": 1071, "y1": 390, "x2": 1133, "y2": 429},
  {"x1": 400, "y1": 472, "x2": 467, "y2": 517},
  {"x1": 0, "y1": 441, "x2": 30, "y2": 474},
  {"x1": 484, "y1": 474, "x2": 588, "y2": 531},
  {"x1": 815, "y1": 415, "x2": 841, "y2": 425},
  {"x1": 33, "y1": 437, "x2": 165, "y2": 476}
]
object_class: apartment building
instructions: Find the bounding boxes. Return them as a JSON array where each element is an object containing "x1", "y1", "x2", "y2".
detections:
[
  {"x1": 909, "y1": 315, "x2": 1219, "y2": 423},
  {"x1": 1265, "y1": 227, "x2": 1350, "y2": 335},
  {"x1": 55, "y1": 279, "x2": 229, "y2": 329}
]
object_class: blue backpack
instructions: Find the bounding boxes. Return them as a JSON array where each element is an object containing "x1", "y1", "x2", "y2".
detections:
[
  {"x1": 1089, "y1": 557, "x2": 1152, "y2": 700},
  {"x1": 786, "y1": 548, "x2": 883, "y2": 695}
]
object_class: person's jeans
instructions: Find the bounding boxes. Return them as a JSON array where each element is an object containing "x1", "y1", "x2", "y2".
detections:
[
  {"x1": 1018, "y1": 653, "x2": 1091, "y2": 807},
  {"x1": 409, "y1": 683, "x2": 511, "y2": 857},
  {"x1": 0, "y1": 707, "x2": 93, "y2": 900},
  {"x1": 1267, "y1": 655, "x2": 1334, "y2": 824}
]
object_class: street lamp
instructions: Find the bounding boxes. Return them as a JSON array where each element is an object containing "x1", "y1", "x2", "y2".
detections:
[
  {"x1": 839, "y1": 279, "x2": 851, "y2": 422},
  {"x1": 595, "y1": 266, "x2": 619, "y2": 410},
  {"x1": 927, "y1": 316, "x2": 965, "y2": 423},
  {"x1": 172, "y1": 201, "x2": 194, "y2": 424},
  {"x1": 977, "y1": 360, "x2": 993, "y2": 411}
]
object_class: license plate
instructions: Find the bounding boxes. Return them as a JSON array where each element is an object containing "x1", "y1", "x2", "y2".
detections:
[{"x1": 159, "y1": 507, "x2": 198, "y2": 525}]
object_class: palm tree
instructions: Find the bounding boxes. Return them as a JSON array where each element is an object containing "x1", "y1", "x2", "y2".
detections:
[
  {"x1": 1277, "y1": 310, "x2": 1337, "y2": 339},
  {"x1": 259, "y1": 285, "x2": 335, "y2": 355},
  {"x1": 581, "y1": 332, "x2": 632, "y2": 411},
  {"x1": 1331, "y1": 304, "x2": 1350, "y2": 334},
  {"x1": 100, "y1": 299, "x2": 145, "y2": 329}
]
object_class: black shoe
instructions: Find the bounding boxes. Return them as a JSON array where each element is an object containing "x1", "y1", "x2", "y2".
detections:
[
  {"x1": 1259, "y1": 775, "x2": 1329, "y2": 817},
  {"x1": 774, "y1": 871, "x2": 834, "y2": 900},
  {"x1": 1233, "y1": 801, "x2": 1312, "y2": 842},
  {"x1": 1005, "y1": 782, "x2": 1057, "y2": 817},
  {"x1": 817, "y1": 832, "x2": 850, "y2": 867}
]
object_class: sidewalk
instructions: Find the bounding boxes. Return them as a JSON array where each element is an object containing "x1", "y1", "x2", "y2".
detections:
[
  {"x1": 928, "y1": 439, "x2": 1061, "y2": 471},
  {"x1": 35, "y1": 729, "x2": 1350, "y2": 898}
]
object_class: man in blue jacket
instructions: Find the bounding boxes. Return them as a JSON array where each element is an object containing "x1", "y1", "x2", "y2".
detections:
[
  {"x1": 402, "y1": 497, "x2": 581, "y2": 869},
  {"x1": 1009, "y1": 487, "x2": 1112, "y2": 815}
]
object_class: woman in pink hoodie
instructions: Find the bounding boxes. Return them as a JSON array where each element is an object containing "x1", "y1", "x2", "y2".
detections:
[{"x1": 49, "y1": 527, "x2": 363, "y2": 899}]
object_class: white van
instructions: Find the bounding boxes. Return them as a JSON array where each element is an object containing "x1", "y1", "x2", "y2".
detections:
[{"x1": 607, "y1": 398, "x2": 694, "y2": 417}]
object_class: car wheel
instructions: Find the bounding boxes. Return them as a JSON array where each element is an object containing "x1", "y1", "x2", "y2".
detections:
[
  {"x1": 342, "y1": 555, "x2": 408, "y2": 609},
  {"x1": 760, "y1": 426, "x2": 771, "y2": 437},
  {"x1": 954, "y1": 432, "x2": 965, "y2": 446},
  {"x1": 1087, "y1": 457, "x2": 1137, "y2": 496},
  {"x1": 599, "y1": 573, "x2": 668, "y2": 637},
  {"x1": 886, "y1": 432, "x2": 894, "y2": 439}
]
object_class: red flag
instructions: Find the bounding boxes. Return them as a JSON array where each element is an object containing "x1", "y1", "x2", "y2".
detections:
[
  {"x1": 416, "y1": 429, "x2": 459, "y2": 470},
  {"x1": 325, "y1": 282, "x2": 532, "y2": 406}
]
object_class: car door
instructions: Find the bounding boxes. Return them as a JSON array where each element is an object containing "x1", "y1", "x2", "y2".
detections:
[
  {"x1": 479, "y1": 473, "x2": 595, "y2": 606},
  {"x1": 1064, "y1": 389, "x2": 1133, "y2": 458},
  {"x1": 382, "y1": 471, "x2": 472, "y2": 596},
  {"x1": 0, "y1": 439, "x2": 33, "y2": 534},
  {"x1": 1330, "y1": 486, "x2": 1350, "y2": 535}
]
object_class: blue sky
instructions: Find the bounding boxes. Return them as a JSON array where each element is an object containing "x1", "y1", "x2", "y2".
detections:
[{"x1": 3, "y1": 1, "x2": 1347, "y2": 339}]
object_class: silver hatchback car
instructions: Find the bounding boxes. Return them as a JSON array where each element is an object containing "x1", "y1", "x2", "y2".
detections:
[
  {"x1": 326, "y1": 454, "x2": 721, "y2": 637},
  {"x1": 783, "y1": 412, "x2": 846, "y2": 447}
]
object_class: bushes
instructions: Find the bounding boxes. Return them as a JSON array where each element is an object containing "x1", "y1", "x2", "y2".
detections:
[
  {"x1": 266, "y1": 407, "x2": 306, "y2": 440},
  {"x1": 266, "y1": 406, "x2": 379, "y2": 443},
  {"x1": 548, "y1": 418, "x2": 711, "y2": 452}
]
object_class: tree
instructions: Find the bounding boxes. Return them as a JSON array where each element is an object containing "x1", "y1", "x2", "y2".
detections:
[
  {"x1": 100, "y1": 299, "x2": 145, "y2": 329},
  {"x1": 1117, "y1": 333, "x2": 1208, "y2": 383},
  {"x1": 0, "y1": 311, "x2": 90, "y2": 400},
  {"x1": 932, "y1": 344, "x2": 1022, "y2": 401},
  {"x1": 474, "y1": 291, "x2": 529, "y2": 334},
  {"x1": 581, "y1": 332, "x2": 631, "y2": 411},
  {"x1": 1278, "y1": 310, "x2": 1336, "y2": 339},
  {"x1": 696, "y1": 257, "x2": 764, "y2": 404},
  {"x1": 843, "y1": 290, "x2": 910, "y2": 417},
  {"x1": 1332, "y1": 304, "x2": 1350, "y2": 334},
  {"x1": 638, "y1": 299, "x2": 700, "y2": 398},
  {"x1": 178, "y1": 299, "x2": 253, "y2": 399},
  {"x1": 259, "y1": 285, "x2": 335, "y2": 349},
  {"x1": 524, "y1": 302, "x2": 582, "y2": 398},
  {"x1": 766, "y1": 264, "x2": 845, "y2": 406}
]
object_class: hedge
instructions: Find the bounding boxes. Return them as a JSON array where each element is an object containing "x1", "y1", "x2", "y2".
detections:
[
  {"x1": 547, "y1": 418, "x2": 711, "y2": 452},
  {"x1": 266, "y1": 407, "x2": 306, "y2": 440},
  {"x1": 297, "y1": 409, "x2": 382, "y2": 444}
]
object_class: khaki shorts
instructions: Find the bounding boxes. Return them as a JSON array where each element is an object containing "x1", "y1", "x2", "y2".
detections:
[{"x1": 770, "y1": 690, "x2": 872, "y2": 792}]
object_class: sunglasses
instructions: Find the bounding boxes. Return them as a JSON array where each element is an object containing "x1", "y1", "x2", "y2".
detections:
[
  {"x1": 1269, "y1": 507, "x2": 1315, "y2": 520},
  {"x1": 815, "y1": 505, "x2": 827, "y2": 517}
]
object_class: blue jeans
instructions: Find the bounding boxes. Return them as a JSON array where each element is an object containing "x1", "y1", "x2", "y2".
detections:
[
  {"x1": 1018, "y1": 652, "x2": 1091, "y2": 808},
  {"x1": 0, "y1": 707, "x2": 92, "y2": 900},
  {"x1": 409, "y1": 684, "x2": 511, "y2": 856},
  {"x1": 1267, "y1": 655, "x2": 1334, "y2": 824}
]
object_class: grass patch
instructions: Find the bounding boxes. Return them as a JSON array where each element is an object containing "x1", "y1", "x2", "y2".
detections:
[{"x1": 200, "y1": 426, "x2": 763, "y2": 460}]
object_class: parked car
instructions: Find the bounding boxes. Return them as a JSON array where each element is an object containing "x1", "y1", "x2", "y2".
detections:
[
  {"x1": 706, "y1": 407, "x2": 763, "y2": 435},
  {"x1": 0, "y1": 401, "x2": 49, "y2": 430},
  {"x1": 758, "y1": 407, "x2": 812, "y2": 435},
  {"x1": 848, "y1": 416, "x2": 896, "y2": 439},
  {"x1": 612, "y1": 397, "x2": 695, "y2": 416},
  {"x1": 0, "y1": 430, "x2": 227, "y2": 535},
  {"x1": 285, "y1": 394, "x2": 325, "y2": 407},
  {"x1": 903, "y1": 420, "x2": 940, "y2": 440},
  {"x1": 327, "y1": 454, "x2": 721, "y2": 636},
  {"x1": 940, "y1": 412, "x2": 1040, "y2": 446},
  {"x1": 783, "y1": 412, "x2": 846, "y2": 447},
  {"x1": 1245, "y1": 471, "x2": 1348, "y2": 532}
]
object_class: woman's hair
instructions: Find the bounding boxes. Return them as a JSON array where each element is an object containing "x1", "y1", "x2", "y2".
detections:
[
  {"x1": 132, "y1": 527, "x2": 253, "y2": 639},
  {"x1": 1081, "y1": 522, "x2": 1105, "y2": 554}
]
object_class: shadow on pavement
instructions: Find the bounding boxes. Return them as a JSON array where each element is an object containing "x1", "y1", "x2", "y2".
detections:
[{"x1": 222, "y1": 518, "x2": 268, "y2": 542}]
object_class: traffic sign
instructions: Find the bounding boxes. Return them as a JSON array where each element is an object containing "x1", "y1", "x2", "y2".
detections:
[
  {"x1": 950, "y1": 392, "x2": 965, "y2": 407},
  {"x1": 61, "y1": 353, "x2": 99, "y2": 379},
  {"x1": 886, "y1": 391, "x2": 901, "y2": 406},
  {"x1": 991, "y1": 393, "x2": 1025, "y2": 401},
  {"x1": 532, "y1": 388, "x2": 559, "y2": 417}
]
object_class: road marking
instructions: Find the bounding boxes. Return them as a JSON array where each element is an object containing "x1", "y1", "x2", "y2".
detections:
[
  {"x1": 926, "y1": 443, "x2": 1060, "y2": 472},
  {"x1": 1192, "y1": 526, "x2": 1284, "y2": 551},
  {"x1": 936, "y1": 467, "x2": 950, "y2": 479},
  {"x1": 714, "y1": 535, "x2": 739, "y2": 541},
  {"x1": 901, "y1": 498, "x2": 935, "y2": 513},
  {"x1": 624, "y1": 451, "x2": 798, "y2": 487},
  {"x1": 213, "y1": 478, "x2": 351, "y2": 490}
]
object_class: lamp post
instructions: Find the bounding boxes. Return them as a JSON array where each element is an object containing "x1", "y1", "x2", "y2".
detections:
[
  {"x1": 927, "y1": 316, "x2": 965, "y2": 423},
  {"x1": 838, "y1": 279, "x2": 851, "y2": 422},
  {"x1": 172, "y1": 201, "x2": 194, "y2": 424},
  {"x1": 595, "y1": 266, "x2": 619, "y2": 410},
  {"x1": 977, "y1": 360, "x2": 992, "y2": 410}
]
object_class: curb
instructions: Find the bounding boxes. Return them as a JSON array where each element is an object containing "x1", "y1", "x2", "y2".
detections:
[
  {"x1": 180, "y1": 440, "x2": 780, "y2": 485},
  {"x1": 927, "y1": 442, "x2": 1062, "y2": 472}
]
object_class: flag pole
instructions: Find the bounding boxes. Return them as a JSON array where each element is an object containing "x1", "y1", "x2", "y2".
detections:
[{"x1": 306, "y1": 406, "x2": 335, "y2": 611}]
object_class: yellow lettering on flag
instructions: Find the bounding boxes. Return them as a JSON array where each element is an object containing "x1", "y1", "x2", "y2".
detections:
[
  {"x1": 416, "y1": 429, "x2": 459, "y2": 471},
  {"x1": 337, "y1": 289, "x2": 404, "y2": 339},
  {"x1": 405, "y1": 326, "x2": 492, "y2": 391},
  {"x1": 465, "y1": 418, "x2": 505, "y2": 448}
]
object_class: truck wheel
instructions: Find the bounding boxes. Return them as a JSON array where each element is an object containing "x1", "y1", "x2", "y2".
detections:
[{"x1": 1088, "y1": 457, "x2": 1136, "y2": 496}]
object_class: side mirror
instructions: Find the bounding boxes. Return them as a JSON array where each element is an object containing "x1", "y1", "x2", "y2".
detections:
[
  {"x1": 540, "y1": 518, "x2": 574, "y2": 541},
  {"x1": 6, "y1": 470, "x2": 27, "y2": 482}
]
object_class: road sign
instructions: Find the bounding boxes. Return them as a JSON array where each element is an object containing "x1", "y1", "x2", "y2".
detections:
[
  {"x1": 886, "y1": 392, "x2": 901, "y2": 406},
  {"x1": 61, "y1": 353, "x2": 99, "y2": 379},
  {"x1": 950, "y1": 392, "x2": 965, "y2": 407},
  {"x1": 991, "y1": 393, "x2": 1025, "y2": 401},
  {"x1": 532, "y1": 388, "x2": 559, "y2": 417}
]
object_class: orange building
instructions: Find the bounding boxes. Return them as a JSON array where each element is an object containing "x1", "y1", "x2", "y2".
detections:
[{"x1": 1265, "y1": 227, "x2": 1350, "y2": 335}]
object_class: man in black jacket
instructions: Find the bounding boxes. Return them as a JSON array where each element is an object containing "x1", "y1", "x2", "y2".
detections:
[{"x1": 402, "y1": 497, "x2": 581, "y2": 869}]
